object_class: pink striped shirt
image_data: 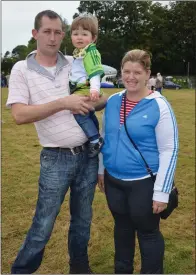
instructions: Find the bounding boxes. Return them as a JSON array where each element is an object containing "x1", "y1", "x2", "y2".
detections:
[{"x1": 120, "y1": 91, "x2": 153, "y2": 125}]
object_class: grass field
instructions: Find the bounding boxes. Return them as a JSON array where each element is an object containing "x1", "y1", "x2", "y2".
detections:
[{"x1": 1, "y1": 88, "x2": 195, "y2": 274}]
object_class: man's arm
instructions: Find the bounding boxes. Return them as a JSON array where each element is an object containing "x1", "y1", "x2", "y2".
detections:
[
  {"x1": 7, "y1": 61, "x2": 94, "y2": 125},
  {"x1": 93, "y1": 94, "x2": 108, "y2": 111},
  {"x1": 11, "y1": 94, "x2": 94, "y2": 125}
]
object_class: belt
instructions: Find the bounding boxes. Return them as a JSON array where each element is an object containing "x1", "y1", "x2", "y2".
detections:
[{"x1": 44, "y1": 143, "x2": 87, "y2": 155}]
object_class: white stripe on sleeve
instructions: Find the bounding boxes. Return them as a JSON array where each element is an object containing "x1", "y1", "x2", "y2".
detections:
[
  {"x1": 98, "y1": 111, "x2": 105, "y2": 175},
  {"x1": 153, "y1": 97, "x2": 179, "y2": 202}
]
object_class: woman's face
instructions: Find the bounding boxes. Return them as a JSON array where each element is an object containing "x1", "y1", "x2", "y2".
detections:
[{"x1": 121, "y1": 61, "x2": 150, "y2": 93}]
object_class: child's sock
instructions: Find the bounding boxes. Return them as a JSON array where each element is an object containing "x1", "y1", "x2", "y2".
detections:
[{"x1": 90, "y1": 139, "x2": 99, "y2": 144}]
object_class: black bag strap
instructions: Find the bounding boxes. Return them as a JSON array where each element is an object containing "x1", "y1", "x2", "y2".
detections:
[{"x1": 123, "y1": 92, "x2": 155, "y2": 182}]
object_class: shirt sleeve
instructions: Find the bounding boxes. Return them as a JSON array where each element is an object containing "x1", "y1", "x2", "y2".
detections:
[
  {"x1": 153, "y1": 98, "x2": 179, "y2": 203},
  {"x1": 83, "y1": 45, "x2": 104, "y2": 80},
  {"x1": 98, "y1": 111, "x2": 105, "y2": 175},
  {"x1": 89, "y1": 75, "x2": 101, "y2": 94},
  {"x1": 6, "y1": 61, "x2": 30, "y2": 108}
]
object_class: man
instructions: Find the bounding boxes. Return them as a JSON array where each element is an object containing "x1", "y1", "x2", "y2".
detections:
[
  {"x1": 1, "y1": 72, "x2": 7, "y2": 87},
  {"x1": 7, "y1": 10, "x2": 106, "y2": 274},
  {"x1": 6, "y1": 74, "x2": 10, "y2": 87}
]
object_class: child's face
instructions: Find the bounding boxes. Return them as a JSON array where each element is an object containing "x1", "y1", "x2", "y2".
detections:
[{"x1": 71, "y1": 26, "x2": 96, "y2": 49}]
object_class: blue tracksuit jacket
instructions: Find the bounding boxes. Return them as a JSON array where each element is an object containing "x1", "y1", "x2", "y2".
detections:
[{"x1": 99, "y1": 90, "x2": 179, "y2": 203}]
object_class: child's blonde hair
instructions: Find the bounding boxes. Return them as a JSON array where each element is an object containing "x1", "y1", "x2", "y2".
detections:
[
  {"x1": 71, "y1": 13, "x2": 98, "y2": 39},
  {"x1": 121, "y1": 49, "x2": 151, "y2": 71}
]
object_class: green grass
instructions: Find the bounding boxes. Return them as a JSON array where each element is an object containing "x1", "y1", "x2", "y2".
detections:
[{"x1": 1, "y1": 88, "x2": 195, "y2": 274}]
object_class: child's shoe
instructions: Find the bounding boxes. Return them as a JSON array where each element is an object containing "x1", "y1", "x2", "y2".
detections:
[{"x1": 88, "y1": 137, "x2": 104, "y2": 158}]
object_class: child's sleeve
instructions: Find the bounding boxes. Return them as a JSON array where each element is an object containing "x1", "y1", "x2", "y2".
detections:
[
  {"x1": 83, "y1": 45, "x2": 104, "y2": 80},
  {"x1": 89, "y1": 75, "x2": 101, "y2": 93}
]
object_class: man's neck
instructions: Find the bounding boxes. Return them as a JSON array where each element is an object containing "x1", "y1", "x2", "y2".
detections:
[{"x1": 35, "y1": 50, "x2": 58, "y2": 67}]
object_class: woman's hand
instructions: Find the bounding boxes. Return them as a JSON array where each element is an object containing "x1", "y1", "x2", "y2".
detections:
[
  {"x1": 98, "y1": 174, "x2": 105, "y2": 193},
  {"x1": 153, "y1": 201, "x2": 167, "y2": 214}
]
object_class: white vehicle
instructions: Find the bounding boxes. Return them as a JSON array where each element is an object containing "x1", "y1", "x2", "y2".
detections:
[{"x1": 101, "y1": 65, "x2": 117, "y2": 88}]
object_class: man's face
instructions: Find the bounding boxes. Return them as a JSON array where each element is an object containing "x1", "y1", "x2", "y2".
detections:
[{"x1": 32, "y1": 16, "x2": 65, "y2": 56}]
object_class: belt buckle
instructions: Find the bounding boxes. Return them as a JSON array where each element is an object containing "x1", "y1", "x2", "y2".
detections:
[
  {"x1": 71, "y1": 147, "x2": 81, "y2": 155},
  {"x1": 70, "y1": 144, "x2": 85, "y2": 155}
]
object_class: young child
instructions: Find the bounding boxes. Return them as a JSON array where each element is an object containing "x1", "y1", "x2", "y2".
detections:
[{"x1": 69, "y1": 14, "x2": 104, "y2": 157}]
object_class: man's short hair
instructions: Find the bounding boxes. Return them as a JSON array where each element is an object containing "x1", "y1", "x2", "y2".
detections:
[{"x1": 34, "y1": 10, "x2": 64, "y2": 31}]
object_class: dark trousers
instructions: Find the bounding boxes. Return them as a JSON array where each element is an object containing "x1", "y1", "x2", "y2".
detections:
[{"x1": 104, "y1": 171, "x2": 164, "y2": 274}]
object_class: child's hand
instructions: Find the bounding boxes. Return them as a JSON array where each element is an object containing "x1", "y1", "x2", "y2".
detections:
[{"x1": 90, "y1": 90, "x2": 99, "y2": 101}]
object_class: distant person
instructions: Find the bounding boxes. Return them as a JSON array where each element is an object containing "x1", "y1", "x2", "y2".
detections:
[
  {"x1": 148, "y1": 75, "x2": 156, "y2": 91},
  {"x1": 1, "y1": 73, "x2": 7, "y2": 87},
  {"x1": 1, "y1": 74, "x2": 3, "y2": 87},
  {"x1": 69, "y1": 14, "x2": 104, "y2": 158},
  {"x1": 6, "y1": 74, "x2": 10, "y2": 87},
  {"x1": 156, "y1": 72, "x2": 163, "y2": 93}
]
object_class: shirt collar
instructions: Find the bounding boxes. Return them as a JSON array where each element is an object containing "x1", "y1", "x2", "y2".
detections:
[{"x1": 26, "y1": 50, "x2": 69, "y2": 79}]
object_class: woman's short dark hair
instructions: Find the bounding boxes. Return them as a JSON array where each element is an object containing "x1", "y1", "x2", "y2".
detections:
[{"x1": 34, "y1": 10, "x2": 64, "y2": 31}]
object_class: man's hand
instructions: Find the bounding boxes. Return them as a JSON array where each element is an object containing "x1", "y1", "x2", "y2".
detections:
[
  {"x1": 152, "y1": 201, "x2": 167, "y2": 214},
  {"x1": 93, "y1": 95, "x2": 108, "y2": 111},
  {"x1": 62, "y1": 94, "x2": 95, "y2": 115},
  {"x1": 98, "y1": 174, "x2": 105, "y2": 193}
]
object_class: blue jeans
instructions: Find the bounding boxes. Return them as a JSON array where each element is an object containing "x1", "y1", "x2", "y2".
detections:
[
  {"x1": 74, "y1": 112, "x2": 99, "y2": 142},
  {"x1": 11, "y1": 147, "x2": 98, "y2": 274}
]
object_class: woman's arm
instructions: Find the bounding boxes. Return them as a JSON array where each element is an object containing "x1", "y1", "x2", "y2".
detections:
[{"x1": 153, "y1": 98, "x2": 179, "y2": 203}]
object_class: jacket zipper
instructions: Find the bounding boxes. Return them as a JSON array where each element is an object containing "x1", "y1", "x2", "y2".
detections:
[{"x1": 114, "y1": 124, "x2": 123, "y2": 177}]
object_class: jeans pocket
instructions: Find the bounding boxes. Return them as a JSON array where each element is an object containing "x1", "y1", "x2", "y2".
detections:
[{"x1": 40, "y1": 148, "x2": 60, "y2": 172}]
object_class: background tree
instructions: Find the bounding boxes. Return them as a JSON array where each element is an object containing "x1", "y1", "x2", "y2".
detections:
[
  {"x1": 2, "y1": 1, "x2": 196, "y2": 76},
  {"x1": 60, "y1": 18, "x2": 74, "y2": 54},
  {"x1": 27, "y1": 37, "x2": 36, "y2": 53},
  {"x1": 168, "y1": 1, "x2": 196, "y2": 75},
  {"x1": 4, "y1": 51, "x2": 10, "y2": 58},
  {"x1": 74, "y1": 0, "x2": 196, "y2": 75},
  {"x1": 12, "y1": 45, "x2": 28, "y2": 60}
]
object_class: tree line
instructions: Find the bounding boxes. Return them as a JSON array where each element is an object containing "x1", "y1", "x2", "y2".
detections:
[{"x1": 1, "y1": 1, "x2": 196, "y2": 76}]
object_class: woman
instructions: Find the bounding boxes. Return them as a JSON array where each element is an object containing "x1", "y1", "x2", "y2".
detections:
[{"x1": 98, "y1": 49, "x2": 178, "y2": 274}]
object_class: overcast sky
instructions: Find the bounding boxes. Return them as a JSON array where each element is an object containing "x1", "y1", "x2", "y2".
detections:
[{"x1": 2, "y1": 1, "x2": 169, "y2": 55}]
